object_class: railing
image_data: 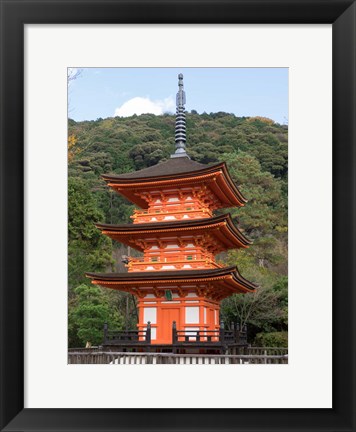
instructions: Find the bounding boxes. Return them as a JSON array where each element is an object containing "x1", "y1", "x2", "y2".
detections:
[
  {"x1": 127, "y1": 253, "x2": 221, "y2": 270},
  {"x1": 102, "y1": 321, "x2": 248, "y2": 347},
  {"x1": 172, "y1": 321, "x2": 247, "y2": 345},
  {"x1": 68, "y1": 351, "x2": 288, "y2": 365},
  {"x1": 131, "y1": 207, "x2": 212, "y2": 223},
  {"x1": 103, "y1": 322, "x2": 151, "y2": 345},
  {"x1": 247, "y1": 347, "x2": 288, "y2": 356},
  {"x1": 173, "y1": 329, "x2": 220, "y2": 343}
]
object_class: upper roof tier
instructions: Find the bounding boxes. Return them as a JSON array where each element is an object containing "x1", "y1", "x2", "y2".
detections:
[
  {"x1": 102, "y1": 157, "x2": 247, "y2": 209},
  {"x1": 105, "y1": 156, "x2": 205, "y2": 180}
]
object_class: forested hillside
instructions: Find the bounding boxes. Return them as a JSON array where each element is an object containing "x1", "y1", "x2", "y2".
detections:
[{"x1": 68, "y1": 112, "x2": 288, "y2": 348}]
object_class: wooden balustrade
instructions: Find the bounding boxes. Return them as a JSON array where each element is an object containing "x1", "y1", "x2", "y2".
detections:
[
  {"x1": 172, "y1": 321, "x2": 247, "y2": 346},
  {"x1": 127, "y1": 253, "x2": 221, "y2": 270},
  {"x1": 246, "y1": 346, "x2": 288, "y2": 356},
  {"x1": 131, "y1": 207, "x2": 212, "y2": 223},
  {"x1": 101, "y1": 323, "x2": 287, "y2": 358},
  {"x1": 103, "y1": 321, "x2": 249, "y2": 347},
  {"x1": 103, "y1": 322, "x2": 151, "y2": 345},
  {"x1": 68, "y1": 351, "x2": 288, "y2": 365}
]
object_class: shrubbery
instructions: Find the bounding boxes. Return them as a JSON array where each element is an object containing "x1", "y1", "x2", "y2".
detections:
[{"x1": 254, "y1": 331, "x2": 288, "y2": 348}]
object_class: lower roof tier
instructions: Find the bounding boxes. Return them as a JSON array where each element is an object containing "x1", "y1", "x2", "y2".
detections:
[{"x1": 86, "y1": 266, "x2": 257, "y2": 301}]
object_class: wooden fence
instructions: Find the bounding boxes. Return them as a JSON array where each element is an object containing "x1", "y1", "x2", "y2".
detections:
[
  {"x1": 246, "y1": 347, "x2": 288, "y2": 356},
  {"x1": 68, "y1": 351, "x2": 288, "y2": 365}
]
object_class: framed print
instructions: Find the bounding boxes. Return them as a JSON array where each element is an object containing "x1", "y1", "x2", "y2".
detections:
[{"x1": 0, "y1": 0, "x2": 355, "y2": 431}]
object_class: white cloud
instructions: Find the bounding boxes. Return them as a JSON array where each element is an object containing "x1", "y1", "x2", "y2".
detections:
[
  {"x1": 114, "y1": 96, "x2": 174, "y2": 117},
  {"x1": 67, "y1": 67, "x2": 78, "y2": 77}
]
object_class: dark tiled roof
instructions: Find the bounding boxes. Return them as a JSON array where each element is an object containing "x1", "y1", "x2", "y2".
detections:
[
  {"x1": 86, "y1": 266, "x2": 235, "y2": 281},
  {"x1": 96, "y1": 213, "x2": 251, "y2": 246},
  {"x1": 86, "y1": 266, "x2": 258, "y2": 290},
  {"x1": 102, "y1": 157, "x2": 221, "y2": 181}
]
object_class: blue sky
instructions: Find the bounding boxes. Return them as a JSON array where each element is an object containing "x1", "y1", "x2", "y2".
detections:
[{"x1": 68, "y1": 68, "x2": 288, "y2": 124}]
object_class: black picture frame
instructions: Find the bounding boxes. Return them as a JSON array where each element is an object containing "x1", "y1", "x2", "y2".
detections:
[{"x1": 1, "y1": 1, "x2": 355, "y2": 431}]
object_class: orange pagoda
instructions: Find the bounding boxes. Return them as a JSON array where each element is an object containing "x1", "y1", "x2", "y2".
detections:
[{"x1": 87, "y1": 74, "x2": 257, "y2": 353}]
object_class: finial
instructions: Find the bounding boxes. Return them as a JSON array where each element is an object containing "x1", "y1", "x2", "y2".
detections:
[{"x1": 171, "y1": 73, "x2": 189, "y2": 158}]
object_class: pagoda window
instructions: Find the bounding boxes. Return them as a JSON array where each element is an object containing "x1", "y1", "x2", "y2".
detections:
[
  {"x1": 143, "y1": 307, "x2": 157, "y2": 324},
  {"x1": 185, "y1": 307, "x2": 199, "y2": 324},
  {"x1": 151, "y1": 256, "x2": 159, "y2": 262},
  {"x1": 186, "y1": 255, "x2": 193, "y2": 261}
]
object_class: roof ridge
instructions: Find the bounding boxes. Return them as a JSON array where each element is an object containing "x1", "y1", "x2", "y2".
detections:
[{"x1": 101, "y1": 159, "x2": 224, "y2": 181}]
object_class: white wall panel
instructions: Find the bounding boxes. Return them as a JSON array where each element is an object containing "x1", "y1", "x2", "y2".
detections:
[
  {"x1": 185, "y1": 307, "x2": 199, "y2": 324},
  {"x1": 143, "y1": 307, "x2": 157, "y2": 324}
]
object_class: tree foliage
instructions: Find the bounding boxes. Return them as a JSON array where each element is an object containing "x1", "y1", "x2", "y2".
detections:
[
  {"x1": 68, "y1": 177, "x2": 113, "y2": 290},
  {"x1": 69, "y1": 284, "x2": 124, "y2": 347}
]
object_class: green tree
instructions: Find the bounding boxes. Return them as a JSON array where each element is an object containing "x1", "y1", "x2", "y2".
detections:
[
  {"x1": 69, "y1": 284, "x2": 124, "y2": 347},
  {"x1": 221, "y1": 286, "x2": 283, "y2": 333},
  {"x1": 220, "y1": 151, "x2": 286, "y2": 236},
  {"x1": 68, "y1": 177, "x2": 113, "y2": 289},
  {"x1": 129, "y1": 142, "x2": 170, "y2": 169}
]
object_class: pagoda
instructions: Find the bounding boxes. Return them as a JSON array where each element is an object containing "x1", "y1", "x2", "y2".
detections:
[{"x1": 86, "y1": 74, "x2": 257, "y2": 350}]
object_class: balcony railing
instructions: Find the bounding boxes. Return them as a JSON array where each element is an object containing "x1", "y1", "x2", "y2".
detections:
[
  {"x1": 101, "y1": 321, "x2": 248, "y2": 348},
  {"x1": 127, "y1": 253, "x2": 222, "y2": 270},
  {"x1": 172, "y1": 321, "x2": 247, "y2": 345},
  {"x1": 103, "y1": 322, "x2": 151, "y2": 345},
  {"x1": 131, "y1": 207, "x2": 212, "y2": 223}
]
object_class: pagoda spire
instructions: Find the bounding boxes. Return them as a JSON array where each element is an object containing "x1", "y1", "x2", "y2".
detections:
[{"x1": 171, "y1": 73, "x2": 189, "y2": 158}]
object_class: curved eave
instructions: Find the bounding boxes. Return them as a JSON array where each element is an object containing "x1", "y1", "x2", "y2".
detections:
[
  {"x1": 220, "y1": 162, "x2": 248, "y2": 205},
  {"x1": 224, "y1": 214, "x2": 252, "y2": 247},
  {"x1": 96, "y1": 214, "x2": 251, "y2": 251},
  {"x1": 86, "y1": 266, "x2": 257, "y2": 295},
  {"x1": 231, "y1": 267, "x2": 258, "y2": 293},
  {"x1": 102, "y1": 162, "x2": 247, "y2": 209}
]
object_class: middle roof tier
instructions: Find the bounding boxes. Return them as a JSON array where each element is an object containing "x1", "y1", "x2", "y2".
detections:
[{"x1": 96, "y1": 213, "x2": 251, "y2": 253}]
